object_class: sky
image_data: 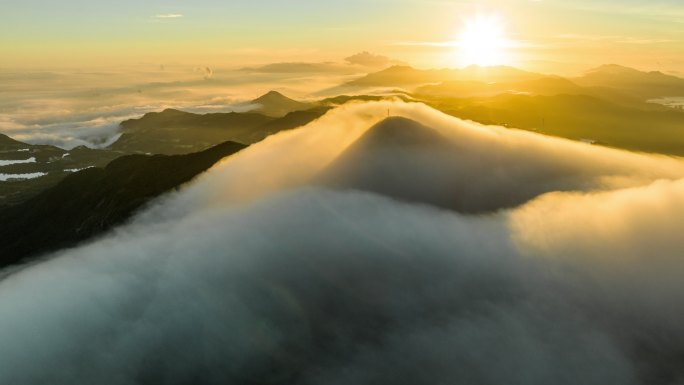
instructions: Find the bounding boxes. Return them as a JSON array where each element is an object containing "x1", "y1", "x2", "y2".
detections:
[{"x1": 1, "y1": 0, "x2": 683, "y2": 74}]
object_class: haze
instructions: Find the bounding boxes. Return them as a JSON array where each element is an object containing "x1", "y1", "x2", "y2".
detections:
[{"x1": 2, "y1": 1, "x2": 684, "y2": 384}]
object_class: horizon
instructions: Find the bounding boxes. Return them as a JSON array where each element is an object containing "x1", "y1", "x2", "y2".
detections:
[
  {"x1": 2, "y1": 0, "x2": 683, "y2": 75},
  {"x1": 2, "y1": 2, "x2": 684, "y2": 384}
]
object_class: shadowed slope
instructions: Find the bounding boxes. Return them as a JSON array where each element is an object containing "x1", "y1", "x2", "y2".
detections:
[
  {"x1": 317, "y1": 116, "x2": 627, "y2": 213},
  {"x1": 110, "y1": 109, "x2": 272, "y2": 154},
  {"x1": 0, "y1": 141, "x2": 246, "y2": 266}
]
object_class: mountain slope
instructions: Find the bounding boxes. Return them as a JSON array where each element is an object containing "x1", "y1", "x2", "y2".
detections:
[
  {"x1": 575, "y1": 64, "x2": 684, "y2": 98},
  {"x1": 253, "y1": 107, "x2": 330, "y2": 140},
  {"x1": 110, "y1": 106, "x2": 326, "y2": 155},
  {"x1": 0, "y1": 135, "x2": 122, "y2": 206},
  {"x1": 317, "y1": 117, "x2": 553, "y2": 213},
  {"x1": 415, "y1": 77, "x2": 583, "y2": 98},
  {"x1": 347, "y1": 65, "x2": 543, "y2": 87},
  {"x1": 110, "y1": 109, "x2": 272, "y2": 154},
  {"x1": 251, "y1": 91, "x2": 314, "y2": 117},
  {"x1": 0, "y1": 141, "x2": 247, "y2": 266}
]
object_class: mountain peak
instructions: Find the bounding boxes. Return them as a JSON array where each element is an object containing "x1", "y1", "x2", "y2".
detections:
[
  {"x1": 253, "y1": 90, "x2": 295, "y2": 103},
  {"x1": 358, "y1": 117, "x2": 448, "y2": 148},
  {"x1": 250, "y1": 91, "x2": 311, "y2": 117}
]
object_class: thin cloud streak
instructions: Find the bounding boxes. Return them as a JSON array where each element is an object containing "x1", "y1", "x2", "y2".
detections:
[{"x1": 154, "y1": 13, "x2": 184, "y2": 19}]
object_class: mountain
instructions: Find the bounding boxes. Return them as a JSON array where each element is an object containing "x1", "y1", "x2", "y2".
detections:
[
  {"x1": 0, "y1": 135, "x2": 122, "y2": 206},
  {"x1": 109, "y1": 105, "x2": 326, "y2": 155},
  {"x1": 347, "y1": 65, "x2": 543, "y2": 87},
  {"x1": 575, "y1": 64, "x2": 684, "y2": 98},
  {"x1": 316, "y1": 116, "x2": 609, "y2": 214},
  {"x1": 415, "y1": 76, "x2": 658, "y2": 110},
  {"x1": 425, "y1": 92, "x2": 684, "y2": 155},
  {"x1": 110, "y1": 109, "x2": 271, "y2": 154},
  {"x1": 0, "y1": 141, "x2": 247, "y2": 267},
  {"x1": 316, "y1": 117, "x2": 463, "y2": 210},
  {"x1": 0, "y1": 133, "x2": 27, "y2": 148},
  {"x1": 251, "y1": 91, "x2": 315, "y2": 117},
  {"x1": 255, "y1": 107, "x2": 330, "y2": 138}
]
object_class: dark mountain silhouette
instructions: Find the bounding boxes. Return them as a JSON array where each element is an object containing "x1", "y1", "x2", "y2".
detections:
[
  {"x1": 415, "y1": 76, "x2": 662, "y2": 110},
  {"x1": 0, "y1": 133, "x2": 27, "y2": 148},
  {"x1": 110, "y1": 104, "x2": 326, "y2": 155},
  {"x1": 317, "y1": 117, "x2": 593, "y2": 214},
  {"x1": 0, "y1": 135, "x2": 122, "y2": 206},
  {"x1": 0, "y1": 141, "x2": 246, "y2": 267},
  {"x1": 575, "y1": 64, "x2": 684, "y2": 98},
  {"x1": 316, "y1": 117, "x2": 524, "y2": 213},
  {"x1": 250, "y1": 90, "x2": 315, "y2": 117},
  {"x1": 110, "y1": 109, "x2": 271, "y2": 154}
]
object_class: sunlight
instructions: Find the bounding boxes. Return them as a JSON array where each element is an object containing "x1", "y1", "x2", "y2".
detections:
[{"x1": 457, "y1": 15, "x2": 510, "y2": 66}]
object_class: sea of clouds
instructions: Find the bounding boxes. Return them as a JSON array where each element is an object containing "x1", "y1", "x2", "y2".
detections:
[
  {"x1": 2, "y1": 101, "x2": 684, "y2": 384},
  {"x1": 0, "y1": 65, "x2": 358, "y2": 149}
]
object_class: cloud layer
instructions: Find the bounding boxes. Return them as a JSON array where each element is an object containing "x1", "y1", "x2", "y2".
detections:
[
  {"x1": 2, "y1": 102, "x2": 684, "y2": 384},
  {"x1": 0, "y1": 66, "x2": 355, "y2": 149}
]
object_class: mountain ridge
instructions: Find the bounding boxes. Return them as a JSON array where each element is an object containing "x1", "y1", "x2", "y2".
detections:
[{"x1": 0, "y1": 140, "x2": 247, "y2": 267}]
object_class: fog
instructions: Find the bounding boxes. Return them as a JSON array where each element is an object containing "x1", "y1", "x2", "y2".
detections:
[
  {"x1": 2, "y1": 101, "x2": 684, "y2": 384},
  {"x1": 0, "y1": 64, "x2": 361, "y2": 149}
]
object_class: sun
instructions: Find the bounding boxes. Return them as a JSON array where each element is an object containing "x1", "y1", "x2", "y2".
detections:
[{"x1": 457, "y1": 15, "x2": 510, "y2": 67}]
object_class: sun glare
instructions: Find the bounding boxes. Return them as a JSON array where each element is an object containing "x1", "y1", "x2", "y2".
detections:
[{"x1": 457, "y1": 15, "x2": 510, "y2": 67}]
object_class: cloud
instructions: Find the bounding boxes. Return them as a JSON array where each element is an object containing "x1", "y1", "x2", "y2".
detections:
[
  {"x1": 344, "y1": 52, "x2": 404, "y2": 68},
  {"x1": 0, "y1": 67, "x2": 349, "y2": 149},
  {"x1": 154, "y1": 13, "x2": 183, "y2": 19},
  {"x1": 2, "y1": 101, "x2": 684, "y2": 383}
]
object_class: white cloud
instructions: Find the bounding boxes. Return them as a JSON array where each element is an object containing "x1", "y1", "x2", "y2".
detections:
[
  {"x1": 2, "y1": 101, "x2": 684, "y2": 383},
  {"x1": 154, "y1": 13, "x2": 184, "y2": 19}
]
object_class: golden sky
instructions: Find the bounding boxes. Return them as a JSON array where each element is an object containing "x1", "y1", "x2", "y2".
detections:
[{"x1": 1, "y1": 0, "x2": 683, "y2": 74}]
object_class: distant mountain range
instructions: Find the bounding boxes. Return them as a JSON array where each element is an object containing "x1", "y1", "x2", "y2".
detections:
[
  {"x1": 0, "y1": 90, "x2": 374, "y2": 206},
  {"x1": 316, "y1": 116, "x2": 600, "y2": 213},
  {"x1": 344, "y1": 64, "x2": 684, "y2": 155},
  {"x1": 110, "y1": 92, "x2": 329, "y2": 155},
  {"x1": 4, "y1": 68, "x2": 684, "y2": 209},
  {"x1": 347, "y1": 65, "x2": 544, "y2": 87},
  {"x1": 574, "y1": 64, "x2": 684, "y2": 98},
  {"x1": 0, "y1": 141, "x2": 246, "y2": 267},
  {"x1": 349, "y1": 64, "x2": 684, "y2": 102}
]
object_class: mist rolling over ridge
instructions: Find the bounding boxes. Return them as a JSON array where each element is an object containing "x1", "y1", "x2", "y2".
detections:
[
  {"x1": 1, "y1": 102, "x2": 684, "y2": 384},
  {"x1": 3, "y1": 0, "x2": 684, "y2": 383}
]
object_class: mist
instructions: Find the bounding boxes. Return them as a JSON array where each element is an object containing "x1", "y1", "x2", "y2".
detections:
[
  {"x1": 2, "y1": 101, "x2": 684, "y2": 384},
  {"x1": 0, "y1": 64, "x2": 358, "y2": 149}
]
